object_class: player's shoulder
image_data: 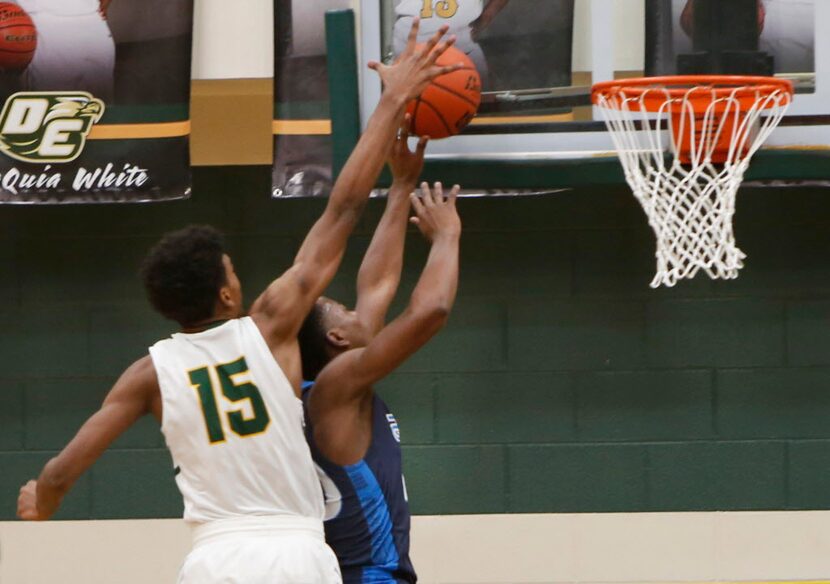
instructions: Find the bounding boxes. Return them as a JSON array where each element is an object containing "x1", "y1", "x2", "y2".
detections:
[
  {"x1": 312, "y1": 349, "x2": 371, "y2": 403},
  {"x1": 124, "y1": 354, "x2": 159, "y2": 384}
]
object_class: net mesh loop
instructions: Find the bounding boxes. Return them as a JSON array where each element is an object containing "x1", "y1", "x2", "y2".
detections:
[{"x1": 593, "y1": 77, "x2": 792, "y2": 287}]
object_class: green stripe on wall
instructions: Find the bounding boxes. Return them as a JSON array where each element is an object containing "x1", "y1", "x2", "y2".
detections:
[
  {"x1": 273, "y1": 100, "x2": 330, "y2": 120},
  {"x1": 100, "y1": 104, "x2": 190, "y2": 125}
]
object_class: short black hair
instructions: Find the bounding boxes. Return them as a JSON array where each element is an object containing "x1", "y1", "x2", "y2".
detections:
[
  {"x1": 140, "y1": 225, "x2": 228, "y2": 327},
  {"x1": 298, "y1": 301, "x2": 330, "y2": 381}
]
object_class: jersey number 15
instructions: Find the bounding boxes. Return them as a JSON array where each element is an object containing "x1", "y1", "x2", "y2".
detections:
[{"x1": 189, "y1": 357, "x2": 271, "y2": 444}]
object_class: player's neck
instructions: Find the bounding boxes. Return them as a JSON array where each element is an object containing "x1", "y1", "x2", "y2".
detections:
[{"x1": 180, "y1": 316, "x2": 233, "y2": 334}]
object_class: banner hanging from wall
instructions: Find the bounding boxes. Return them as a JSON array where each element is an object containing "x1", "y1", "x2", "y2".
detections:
[
  {"x1": 273, "y1": 0, "x2": 575, "y2": 198},
  {"x1": 272, "y1": 0, "x2": 349, "y2": 198},
  {"x1": 0, "y1": 0, "x2": 193, "y2": 203}
]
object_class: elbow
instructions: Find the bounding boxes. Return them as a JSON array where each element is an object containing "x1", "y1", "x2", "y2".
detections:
[{"x1": 410, "y1": 302, "x2": 452, "y2": 333}]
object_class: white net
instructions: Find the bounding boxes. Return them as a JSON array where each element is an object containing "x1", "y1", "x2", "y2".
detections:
[{"x1": 594, "y1": 81, "x2": 792, "y2": 287}]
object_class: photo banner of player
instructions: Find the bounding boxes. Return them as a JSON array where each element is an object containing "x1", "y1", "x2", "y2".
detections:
[
  {"x1": 273, "y1": 0, "x2": 574, "y2": 198},
  {"x1": 0, "y1": 0, "x2": 193, "y2": 203},
  {"x1": 272, "y1": 0, "x2": 350, "y2": 198}
]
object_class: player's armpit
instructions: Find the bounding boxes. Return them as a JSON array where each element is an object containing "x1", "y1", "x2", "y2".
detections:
[{"x1": 23, "y1": 356, "x2": 159, "y2": 520}]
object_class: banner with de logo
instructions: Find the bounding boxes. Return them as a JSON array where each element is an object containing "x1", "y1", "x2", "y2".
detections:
[{"x1": 0, "y1": 0, "x2": 192, "y2": 203}]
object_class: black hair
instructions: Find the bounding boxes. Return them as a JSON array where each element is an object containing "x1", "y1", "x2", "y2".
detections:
[
  {"x1": 298, "y1": 301, "x2": 331, "y2": 381},
  {"x1": 140, "y1": 225, "x2": 228, "y2": 327}
]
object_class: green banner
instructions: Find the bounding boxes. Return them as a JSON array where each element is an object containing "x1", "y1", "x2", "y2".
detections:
[{"x1": 0, "y1": 0, "x2": 192, "y2": 203}]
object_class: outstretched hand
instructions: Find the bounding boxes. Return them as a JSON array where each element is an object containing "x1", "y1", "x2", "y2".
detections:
[
  {"x1": 368, "y1": 18, "x2": 463, "y2": 103},
  {"x1": 388, "y1": 113, "x2": 428, "y2": 189},
  {"x1": 410, "y1": 182, "x2": 461, "y2": 242},
  {"x1": 17, "y1": 480, "x2": 42, "y2": 521}
]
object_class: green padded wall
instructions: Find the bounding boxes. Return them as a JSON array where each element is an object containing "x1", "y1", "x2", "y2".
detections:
[{"x1": 1, "y1": 167, "x2": 829, "y2": 519}]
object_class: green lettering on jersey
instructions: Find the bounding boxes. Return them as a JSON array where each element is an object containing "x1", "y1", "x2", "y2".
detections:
[
  {"x1": 189, "y1": 366, "x2": 226, "y2": 444},
  {"x1": 217, "y1": 357, "x2": 271, "y2": 437},
  {"x1": 188, "y1": 357, "x2": 272, "y2": 445}
]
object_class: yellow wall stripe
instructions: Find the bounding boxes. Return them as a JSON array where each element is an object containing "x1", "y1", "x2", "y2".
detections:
[
  {"x1": 471, "y1": 112, "x2": 576, "y2": 125},
  {"x1": 271, "y1": 113, "x2": 576, "y2": 136},
  {"x1": 272, "y1": 119, "x2": 332, "y2": 136},
  {"x1": 88, "y1": 121, "x2": 191, "y2": 140}
]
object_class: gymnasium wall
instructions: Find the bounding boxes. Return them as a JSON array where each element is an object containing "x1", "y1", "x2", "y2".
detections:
[
  {"x1": 4, "y1": 512, "x2": 830, "y2": 583},
  {"x1": 2, "y1": 167, "x2": 830, "y2": 521},
  {"x1": 191, "y1": 0, "x2": 273, "y2": 79}
]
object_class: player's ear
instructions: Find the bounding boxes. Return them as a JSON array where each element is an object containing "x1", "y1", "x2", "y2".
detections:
[
  {"x1": 326, "y1": 329, "x2": 350, "y2": 350},
  {"x1": 218, "y1": 285, "x2": 235, "y2": 308}
]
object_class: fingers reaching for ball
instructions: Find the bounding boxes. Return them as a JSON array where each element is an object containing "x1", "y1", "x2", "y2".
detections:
[
  {"x1": 410, "y1": 182, "x2": 461, "y2": 242},
  {"x1": 370, "y1": 19, "x2": 462, "y2": 104}
]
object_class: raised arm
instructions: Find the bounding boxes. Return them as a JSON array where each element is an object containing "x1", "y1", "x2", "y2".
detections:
[
  {"x1": 355, "y1": 115, "x2": 428, "y2": 335},
  {"x1": 17, "y1": 357, "x2": 160, "y2": 521},
  {"x1": 251, "y1": 20, "x2": 461, "y2": 344},
  {"x1": 315, "y1": 182, "x2": 461, "y2": 402}
]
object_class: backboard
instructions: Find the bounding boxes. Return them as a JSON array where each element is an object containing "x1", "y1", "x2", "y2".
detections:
[{"x1": 356, "y1": 0, "x2": 830, "y2": 186}]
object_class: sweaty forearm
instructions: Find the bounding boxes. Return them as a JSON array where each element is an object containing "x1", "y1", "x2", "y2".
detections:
[
  {"x1": 355, "y1": 187, "x2": 411, "y2": 330},
  {"x1": 410, "y1": 234, "x2": 460, "y2": 314},
  {"x1": 358, "y1": 187, "x2": 411, "y2": 289},
  {"x1": 328, "y1": 93, "x2": 409, "y2": 214},
  {"x1": 36, "y1": 457, "x2": 71, "y2": 519}
]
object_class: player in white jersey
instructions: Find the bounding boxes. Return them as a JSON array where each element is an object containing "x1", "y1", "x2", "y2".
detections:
[
  {"x1": 393, "y1": 0, "x2": 509, "y2": 83},
  {"x1": 16, "y1": 20, "x2": 463, "y2": 584},
  {"x1": 11, "y1": 0, "x2": 115, "y2": 101}
]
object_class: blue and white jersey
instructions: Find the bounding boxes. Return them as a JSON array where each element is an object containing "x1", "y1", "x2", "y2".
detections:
[{"x1": 303, "y1": 384, "x2": 416, "y2": 584}]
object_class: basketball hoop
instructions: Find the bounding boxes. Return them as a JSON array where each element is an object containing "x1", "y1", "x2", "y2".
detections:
[{"x1": 591, "y1": 76, "x2": 793, "y2": 288}]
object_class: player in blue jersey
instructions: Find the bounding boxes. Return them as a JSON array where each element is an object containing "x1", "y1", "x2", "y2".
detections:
[{"x1": 298, "y1": 117, "x2": 461, "y2": 584}]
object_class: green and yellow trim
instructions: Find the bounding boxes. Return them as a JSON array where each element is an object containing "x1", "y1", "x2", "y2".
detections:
[
  {"x1": 270, "y1": 112, "x2": 577, "y2": 136},
  {"x1": 88, "y1": 121, "x2": 191, "y2": 140},
  {"x1": 471, "y1": 112, "x2": 576, "y2": 125},
  {"x1": 272, "y1": 119, "x2": 332, "y2": 136}
]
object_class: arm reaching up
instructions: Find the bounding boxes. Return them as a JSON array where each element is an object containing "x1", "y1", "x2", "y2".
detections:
[
  {"x1": 315, "y1": 182, "x2": 461, "y2": 405},
  {"x1": 250, "y1": 21, "x2": 464, "y2": 386},
  {"x1": 355, "y1": 114, "x2": 429, "y2": 335}
]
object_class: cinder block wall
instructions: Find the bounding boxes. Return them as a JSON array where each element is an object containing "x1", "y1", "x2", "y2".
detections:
[{"x1": 1, "y1": 167, "x2": 829, "y2": 520}]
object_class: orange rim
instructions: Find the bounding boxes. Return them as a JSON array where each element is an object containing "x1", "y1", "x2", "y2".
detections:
[{"x1": 591, "y1": 75, "x2": 793, "y2": 113}]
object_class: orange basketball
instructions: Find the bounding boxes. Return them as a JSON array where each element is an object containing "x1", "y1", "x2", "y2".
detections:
[
  {"x1": 0, "y1": 2, "x2": 36, "y2": 72},
  {"x1": 406, "y1": 45, "x2": 481, "y2": 139}
]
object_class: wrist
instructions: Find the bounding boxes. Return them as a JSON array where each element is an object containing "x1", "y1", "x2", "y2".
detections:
[
  {"x1": 390, "y1": 179, "x2": 417, "y2": 192},
  {"x1": 432, "y1": 230, "x2": 460, "y2": 244},
  {"x1": 379, "y1": 90, "x2": 410, "y2": 111}
]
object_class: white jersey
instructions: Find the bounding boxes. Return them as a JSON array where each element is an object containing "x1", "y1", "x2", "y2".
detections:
[
  {"x1": 15, "y1": 0, "x2": 99, "y2": 16},
  {"x1": 393, "y1": 0, "x2": 487, "y2": 76},
  {"x1": 149, "y1": 317, "x2": 324, "y2": 525}
]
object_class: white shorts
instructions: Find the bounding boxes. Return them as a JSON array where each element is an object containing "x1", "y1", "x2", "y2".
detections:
[
  {"x1": 179, "y1": 516, "x2": 342, "y2": 584},
  {"x1": 23, "y1": 11, "x2": 115, "y2": 102}
]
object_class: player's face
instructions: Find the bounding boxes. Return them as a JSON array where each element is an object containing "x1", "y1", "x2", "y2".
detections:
[
  {"x1": 320, "y1": 297, "x2": 370, "y2": 350},
  {"x1": 221, "y1": 255, "x2": 244, "y2": 316}
]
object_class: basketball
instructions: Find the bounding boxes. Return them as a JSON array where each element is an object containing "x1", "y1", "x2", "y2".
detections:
[
  {"x1": 0, "y1": 2, "x2": 36, "y2": 72},
  {"x1": 406, "y1": 45, "x2": 481, "y2": 140}
]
